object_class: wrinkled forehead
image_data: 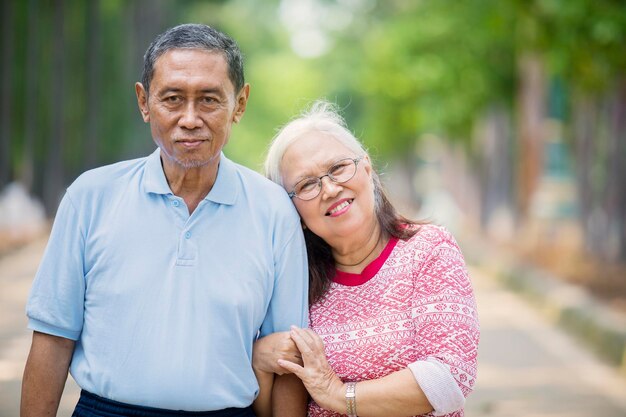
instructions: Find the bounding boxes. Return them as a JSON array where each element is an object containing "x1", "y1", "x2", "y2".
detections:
[{"x1": 152, "y1": 49, "x2": 231, "y2": 83}]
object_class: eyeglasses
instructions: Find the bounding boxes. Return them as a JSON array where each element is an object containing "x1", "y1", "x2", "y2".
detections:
[{"x1": 288, "y1": 157, "x2": 363, "y2": 201}]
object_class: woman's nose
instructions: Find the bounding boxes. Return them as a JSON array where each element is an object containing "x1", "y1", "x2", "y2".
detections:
[{"x1": 320, "y1": 176, "x2": 342, "y2": 199}]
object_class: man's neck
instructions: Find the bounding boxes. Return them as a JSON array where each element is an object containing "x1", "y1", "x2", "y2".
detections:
[{"x1": 162, "y1": 158, "x2": 219, "y2": 215}]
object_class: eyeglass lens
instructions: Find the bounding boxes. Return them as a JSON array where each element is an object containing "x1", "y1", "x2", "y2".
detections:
[{"x1": 294, "y1": 158, "x2": 358, "y2": 200}]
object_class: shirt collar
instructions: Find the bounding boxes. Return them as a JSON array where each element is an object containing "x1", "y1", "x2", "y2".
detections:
[
  {"x1": 205, "y1": 153, "x2": 238, "y2": 206},
  {"x1": 143, "y1": 148, "x2": 172, "y2": 195},
  {"x1": 142, "y1": 148, "x2": 239, "y2": 206}
]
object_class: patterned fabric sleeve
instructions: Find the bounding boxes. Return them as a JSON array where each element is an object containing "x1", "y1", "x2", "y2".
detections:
[{"x1": 410, "y1": 226, "x2": 480, "y2": 402}]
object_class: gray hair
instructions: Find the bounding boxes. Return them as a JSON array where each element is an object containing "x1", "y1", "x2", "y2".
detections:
[
  {"x1": 264, "y1": 100, "x2": 368, "y2": 186},
  {"x1": 141, "y1": 23, "x2": 245, "y2": 95},
  {"x1": 266, "y1": 100, "x2": 423, "y2": 305}
]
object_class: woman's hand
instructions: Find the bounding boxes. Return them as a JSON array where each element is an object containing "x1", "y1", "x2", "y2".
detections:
[
  {"x1": 253, "y1": 331, "x2": 303, "y2": 375},
  {"x1": 277, "y1": 326, "x2": 345, "y2": 413}
]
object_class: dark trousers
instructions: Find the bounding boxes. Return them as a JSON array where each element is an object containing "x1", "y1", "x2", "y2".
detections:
[{"x1": 73, "y1": 390, "x2": 256, "y2": 417}]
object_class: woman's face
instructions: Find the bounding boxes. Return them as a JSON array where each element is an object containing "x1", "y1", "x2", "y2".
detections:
[{"x1": 280, "y1": 132, "x2": 376, "y2": 244}]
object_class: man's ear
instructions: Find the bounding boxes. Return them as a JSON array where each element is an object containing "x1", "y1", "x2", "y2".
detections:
[
  {"x1": 135, "y1": 82, "x2": 150, "y2": 123},
  {"x1": 232, "y1": 83, "x2": 250, "y2": 124}
]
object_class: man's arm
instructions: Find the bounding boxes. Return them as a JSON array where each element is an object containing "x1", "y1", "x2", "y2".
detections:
[
  {"x1": 21, "y1": 331, "x2": 75, "y2": 417},
  {"x1": 272, "y1": 373, "x2": 308, "y2": 417}
]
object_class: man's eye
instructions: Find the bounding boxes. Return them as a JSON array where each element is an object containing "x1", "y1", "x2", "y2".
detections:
[
  {"x1": 165, "y1": 96, "x2": 181, "y2": 103},
  {"x1": 201, "y1": 97, "x2": 217, "y2": 104}
]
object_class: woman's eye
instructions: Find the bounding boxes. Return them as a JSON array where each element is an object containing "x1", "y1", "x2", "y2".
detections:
[
  {"x1": 298, "y1": 179, "x2": 319, "y2": 192},
  {"x1": 330, "y1": 162, "x2": 350, "y2": 175}
]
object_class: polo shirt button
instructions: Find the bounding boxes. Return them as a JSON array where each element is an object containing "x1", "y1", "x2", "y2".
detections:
[
  {"x1": 185, "y1": 231, "x2": 191, "y2": 239},
  {"x1": 172, "y1": 200, "x2": 180, "y2": 207}
]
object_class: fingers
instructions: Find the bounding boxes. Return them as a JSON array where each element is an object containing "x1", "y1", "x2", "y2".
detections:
[
  {"x1": 278, "y1": 337, "x2": 302, "y2": 359},
  {"x1": 277, "y1": 359, "x2": 304, "y2": 378},
  {"x1": 274, "y1": 354, "x2": 303, "y2": 370},
  {"x1": 289, "y1": 326, "x2": 325, "y2": 353},
  {"x1": 253, "y1": 330, "x2": 303, "y2": 374},
  {"x1": 289, "y1": 327, "x2": 316, "y2": 355},
  {"x1": 301, "y1": 328, "x2": 325, "y2": 351}
]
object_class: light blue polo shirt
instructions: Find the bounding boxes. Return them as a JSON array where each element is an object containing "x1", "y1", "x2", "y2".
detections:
[{"x1": 26, "y1": 148, "x2": 308, "y2": 411}]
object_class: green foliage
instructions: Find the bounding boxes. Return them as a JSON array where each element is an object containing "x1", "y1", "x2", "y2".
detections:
[
  {"x1": 3, "y1": 0, "x2": 626, "y2": 210},
  {"x1": 317, "y1": 0, "x2": 518, "y2": 157}
]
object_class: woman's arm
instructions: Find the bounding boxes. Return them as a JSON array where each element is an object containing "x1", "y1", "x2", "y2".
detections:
[{"x1": 278, "y1": 327, "x2": 434, "y2": 417}]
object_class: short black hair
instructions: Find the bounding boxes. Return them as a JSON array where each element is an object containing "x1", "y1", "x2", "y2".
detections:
[{"x1": 141, "y1": 23, "x2": 245, "y2": 95}]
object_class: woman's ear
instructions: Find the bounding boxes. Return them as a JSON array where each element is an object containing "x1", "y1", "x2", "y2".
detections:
[{"x1": 363, "y1": 155, "x2": 373, "y2": 176}]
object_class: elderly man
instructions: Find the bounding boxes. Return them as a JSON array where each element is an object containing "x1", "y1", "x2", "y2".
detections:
[{"x1": 21, "y1": 24, "x2": 308, "y2": 417}]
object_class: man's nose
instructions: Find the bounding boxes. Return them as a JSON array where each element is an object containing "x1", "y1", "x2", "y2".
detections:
[{"x1": 178, "y1": 103, "x2": 203, "y2": 129}]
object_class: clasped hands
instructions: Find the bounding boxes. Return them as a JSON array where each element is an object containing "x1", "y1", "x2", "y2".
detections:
[{"x1": 253, "y1": 326, "x2": 345, "y2": 411}]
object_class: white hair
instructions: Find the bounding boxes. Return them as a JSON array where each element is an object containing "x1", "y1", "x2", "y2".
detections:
[{"x1": 264, "y1": 100, "x2": 368, "y2": 186}]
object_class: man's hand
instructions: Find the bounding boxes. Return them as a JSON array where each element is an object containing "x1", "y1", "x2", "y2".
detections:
[
  {"x1": 21, "y1": 331, "x2": 75, "y2": 417},
  {"x1": 277, "y1": 326, "x2": 344, "y2": 413},
  {"x1": 253, "y1": 331, "x2": 303, "y2": 375}
]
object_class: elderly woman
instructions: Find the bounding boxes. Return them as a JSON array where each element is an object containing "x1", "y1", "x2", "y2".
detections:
[{"x1": 253, "y1": 101, "x2": 479, "y2": 417}]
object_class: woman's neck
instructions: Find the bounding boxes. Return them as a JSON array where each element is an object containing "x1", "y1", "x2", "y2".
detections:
[{"x1": 332, "y1": 221, "x2": 387, "y2": 273}]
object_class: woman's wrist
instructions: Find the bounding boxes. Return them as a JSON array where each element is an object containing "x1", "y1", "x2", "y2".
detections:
[
  {"x1": 317, "y1": 378, "x2": 349, "y2": 413},
  {"x1": 345, "y1": 381, "x2": 357, "y2": 417}
]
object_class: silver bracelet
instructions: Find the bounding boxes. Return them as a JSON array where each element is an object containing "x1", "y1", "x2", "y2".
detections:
[{"x1": 345, "y1": 381, "x2": 357, "y2": 417}]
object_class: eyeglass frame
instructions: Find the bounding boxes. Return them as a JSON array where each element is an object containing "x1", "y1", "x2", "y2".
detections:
[{"x1": 287, "y1": 156, "x2": 364, "y2": 201}]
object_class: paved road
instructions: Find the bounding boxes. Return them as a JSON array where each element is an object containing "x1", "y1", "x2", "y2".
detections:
[
  {"x1": 1, "y1": 236, "x2": 625, "y2": 416},
  {"x1": 466, "y1": 264, "x2": 626, "y2": 416},
  {"x1": 0, "y1": 237, "x2": 79, "y2": 416}
]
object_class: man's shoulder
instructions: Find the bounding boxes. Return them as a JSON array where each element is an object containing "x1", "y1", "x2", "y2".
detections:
[
  {"x1": 68, "y1": 155, "x2": 148, "y2": 195},
  {"x1": 227, "y1": 159, "x2": 299, "y2": 218},
  {"x1": 229, "y1": 159, "x2": 290, "y2": 198}
]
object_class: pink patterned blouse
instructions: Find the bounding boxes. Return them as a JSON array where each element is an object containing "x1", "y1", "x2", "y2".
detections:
[{"x1": 307, "y1": 224, "x2": 479, "y2": 417}]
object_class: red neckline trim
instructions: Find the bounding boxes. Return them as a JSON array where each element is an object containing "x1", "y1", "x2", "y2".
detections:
[{"x1": 332, "y1": 237, "x2": 399, "y2": 286}]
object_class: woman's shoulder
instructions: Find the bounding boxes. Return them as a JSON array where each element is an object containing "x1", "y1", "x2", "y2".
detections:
[
  {"x1": 398, "y1": 223, "x2": 465, "y2": 262},
  {"x1": 403, "y1": 223, "x2": 455, "y2": 246}
]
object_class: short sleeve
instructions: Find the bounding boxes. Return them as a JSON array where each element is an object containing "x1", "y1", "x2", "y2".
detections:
[
  {"x1": 25, "y1": 191, "x2": 86, "y2": 340},
  {"x1": 409, "y1": 227, "x2": 479, "y2": 404},
  {"x1": 259, "y1": 224, "x2": 309, "y2": 337}
]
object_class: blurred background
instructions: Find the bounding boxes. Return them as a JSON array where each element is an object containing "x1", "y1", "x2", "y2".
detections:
[{"x1": 1, "y1": 0, "x2": 626, "y2": 416}]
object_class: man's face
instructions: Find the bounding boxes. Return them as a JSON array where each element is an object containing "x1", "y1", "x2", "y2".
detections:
[{"x1": 135, "y1": 49, "x2": 249, "y2": 171}]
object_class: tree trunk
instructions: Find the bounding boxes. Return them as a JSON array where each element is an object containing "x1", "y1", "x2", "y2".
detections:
[
  {"x1": 84, "y1": 0, "x2": 101, "y2": 170},
  {"x1": 125, "y1": 0, "x2": 169, "y2": 157},
  {"x1": 516, "y1": 53, "x2": 546, "y2": 222},
  {"x1": 43, "y1": 0, "x2": 66, "y2": 215},
  {"x1": 572, "y1": 93, "x2": 605, "y2": 256},
  {"x1": 608, "y1": 79, "x2": 626, "y2": 262},
  {"x1": 20, "y1": 0, "x2": 40, "y2": 191},
  {"x1": 0, "y1": 0, "x2": 15, "y2": 188},
  {"x1": 478, "y1": 105, "x2": 515, "y2": 236}
]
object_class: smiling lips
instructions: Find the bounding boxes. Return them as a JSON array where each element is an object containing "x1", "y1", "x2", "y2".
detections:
[{"x1": 326, "y1": 199, "x2": 353, "y2": 217}]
